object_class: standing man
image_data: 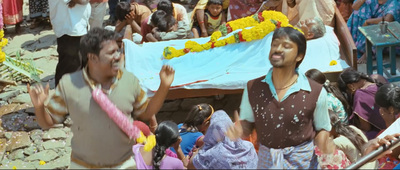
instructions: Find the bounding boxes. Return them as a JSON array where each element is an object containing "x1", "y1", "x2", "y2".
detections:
[
  {"x1": 89, "y1": 0, "x2": 108, "y2": 29},
  {"x1": 227, "y1": 27, "x2": 332, "y2": 168},
  {"x1": 27, "y1": 28, "x2": 175, "y2": 168},
  {"x1": 49, "y1": 0, "x2": 91, "y2": 86}
]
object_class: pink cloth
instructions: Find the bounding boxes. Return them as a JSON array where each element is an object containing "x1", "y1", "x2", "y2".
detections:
[
  {"x1": 132, "y1": 144, "x2": 184, "y2": 169},
  {"x1": 0, "y1": 3, "x2": 3, "y2": 30},
  {"x1": 92, "y1": 88, "x2": 141, "y2": 139},
  {"x1": 2, "y1": 0, "x2": 23, "y2": 25}
]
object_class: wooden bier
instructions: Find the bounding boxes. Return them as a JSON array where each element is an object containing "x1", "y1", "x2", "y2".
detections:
[{"x1": 122, "y1": 7, "x2": 356, "y2": 99}]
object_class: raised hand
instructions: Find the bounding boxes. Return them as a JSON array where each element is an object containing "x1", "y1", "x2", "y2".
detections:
[
  {"x1": 225, "y1": 110, "x2": 243, "y2": 141},
  {"x1": 125, "y1": 11, "x2": 136, "y2": 24},
  {"x1": 159, "y1": 65, "x2": 175, "y2": 87},
  {"x1": 27, "y1": 83, "x2": 50, "y2": 107}
]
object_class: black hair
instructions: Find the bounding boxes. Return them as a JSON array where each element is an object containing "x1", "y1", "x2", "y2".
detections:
[
  {"x1": 157, "y1": 0, "x2": 173, "y2": 16},
  {"x1": 305, "y1": 69, "x2": 350, "y2": 117},
  {"x1": 153, "y1": 121, "x2": 180, "y2": 170},
  {"x1": 207, "y1": 0, "x2": 223, "y2": 6},
  {"x1": 271, "y1": 27, "x2": 307, "y2": 68},
  {"x1": 151, "y1": 10, "x2": 176, "y2": 32},
  {"x1": 337, "y1": 67, "x2": 382, "y2": 107},
  {"x1": 115, "y1": 1, "x2": 131, "y2": 21},
  {"x1": 375, "y1": 83, "x2": 400, "y2": 111},
  {"x1": 183, "y1": 103, "x2": 213, "y2": 132},
  {"x1": 329, "y1": 110, "x2": 366, "y2": 153},
  {"x1": 79, "y1": 27, "x2": 118, "y2": 66}
]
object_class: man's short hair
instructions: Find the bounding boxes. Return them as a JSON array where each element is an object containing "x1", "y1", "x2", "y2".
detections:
[
  {"x1": 80, "y1": 28, "x2": 118, "y2": 66},
  {"x1": 151, "y1": 10, "x2": 176, "y2": 32},
  {"x1": 310, "y1": 17, "x2": 326, "y2": 39},
  {"x1": 272, "y1": 27, "x2": 307, "y2": 68},
  {"x1": 115, "y1": 2, "x2": 131, "y2": 22}
]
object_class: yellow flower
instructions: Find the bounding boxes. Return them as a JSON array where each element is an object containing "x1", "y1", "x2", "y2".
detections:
[
  {"x1": 12, "y1": 166, "x2": 17, "y2": 170},
  {"x1": 39, "y1": 160, "x2": 46, "y2": 165},
  {"x1": 329, "y1": 60, "x2": 337, "y2": 66},
  {"x1": 136, "y1": 132, "x2": 146, "y2": 144},
  {"x1": 0, "y1": 38, "x2": 8, "y2": 48},
  {"x1": 0, "y1": 30, "x2": 4, "y2": 39},
  {"x1": 143, "y1": 135, "x2": 156, "y2": 152},
  {"x1": 210, "y1": 31, "x2": 222, "y2": 42},
  {"x1": 0, "y1": 52, "x2": 6, "y2": 63}
]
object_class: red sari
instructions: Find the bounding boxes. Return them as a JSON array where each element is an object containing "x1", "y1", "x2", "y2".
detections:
[{"x1": 2, "y1": 0, "x2": 23, "y2": 25}]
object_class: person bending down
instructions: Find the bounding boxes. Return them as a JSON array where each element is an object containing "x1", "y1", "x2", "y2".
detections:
[{"x1": 146, "y1": 10, "x2": 192, "y2": 42}]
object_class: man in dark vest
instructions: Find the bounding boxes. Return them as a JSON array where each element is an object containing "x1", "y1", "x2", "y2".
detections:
[{"x1": 227, "y1": 27, "x2": 332, "y2": 168}]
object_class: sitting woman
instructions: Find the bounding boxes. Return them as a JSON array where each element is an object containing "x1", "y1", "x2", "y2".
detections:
[
  {"x1": 347, "y1": 0, "x2": 400, "y2": 63},
  {"x1": 329, "y1": 111, "x2": 378, "y2": 168},
  {"x1": 374, "y1": 83, "x2": 400, "y2": 169},
  {"x1": 188, "y1": 110, "x2": 258, "y2": 169},
  {"x1": 132, "y1": 121, "x2": 185, "y2": 169},
  {"x1": 337, "y1": 68, "x2": 386, "y2": 140},
  {"x1": 306, "y1": 69, "x2": 350, "y2": 123}
]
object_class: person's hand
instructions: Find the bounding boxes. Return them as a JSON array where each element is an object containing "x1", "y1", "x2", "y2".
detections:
[
  {"x1": 27, "y1": 83, "x2": 50, "y2": 107},
  {"x1": 225, "y1": 110, "x2": 243, "y2": 141},
  {"x1": 159, "y1": 65, "x2": 175, "y2": 87},
  {"x1": 172, "y1": 136, "x2": 182, "y2": 149},
  {"x1": 362, "y1": 20, "x2": 370, "y2": 26},
  {"x1": 125, "y1": 11, "x2": 136, "y2": 24},
  {"x1": 200, "y1": 31, "x2": 208, "y2": 37},
  {"x1": 364, "y1": 133, "x2": 400, "y2": 160},
  {"x1": 296, "y1": 20, "x2": 309, "y2": 36}
]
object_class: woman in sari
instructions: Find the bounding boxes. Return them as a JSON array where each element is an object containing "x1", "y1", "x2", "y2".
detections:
[
  {"x1": 188, "y1": 110, "x2": 258, "y2": 169},
  {"x1": 2, "y1": 0, "x2": 23, "y2": 33},
  {"x1": 338, "y1": 68, "x2": 386, "y2": 140},
  {"x1": 29, "y1": 0, "x2": 49, "y2": 29},
  {"x1": 347, "y1": 0, "x2": 400, "y2": 63}
]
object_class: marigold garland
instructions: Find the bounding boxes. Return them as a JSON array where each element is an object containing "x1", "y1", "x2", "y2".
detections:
[
  {"x1": 0, "y1": 29, "x2": 7, "y2": 63},
  {"x1": 163, "y1": 11, "x2": 304, "y2": 59}
]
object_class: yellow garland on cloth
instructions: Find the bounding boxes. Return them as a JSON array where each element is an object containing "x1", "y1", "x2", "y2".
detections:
[
  {"x1": 0, "y1": 29, "x2": 8, "y2": 63},
  {"x1": 163, "y1": 11, "x2": 303, "y2": 59}
]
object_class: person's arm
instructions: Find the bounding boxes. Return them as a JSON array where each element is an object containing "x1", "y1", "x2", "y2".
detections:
[
  {"x1": 146, "y1": 32, "x2": 159, "y2": 42},
  {"x1": 115, "y1": 20, "x2": 128, "y2": 33},
  {"x1": 363, "y1": 133, "x2": 400, "y2": 160},
  {"x1": 172, "y1": 137, "x2": 189, "y2": 167},
  {"x1": 125, "y1": 10, "x2": 142, "y2": 33},
  {"x1": 27, "y1": 83, "x2": 68, "y2": 129},
  {"x1": 137, "y1": 65, "x2": 174, "y2": 121},
  {"x1": 158, "y1": 21, "x2": 191, "y2": 41},
  {"x1": 220, "y1": 11, "x2": 227, "y2": 25},
  {"x1": 195, "y1": 9, "x2": 208, "y2": 37},
  {"x1": 313, "y1": 88, "x2": 334, "y2": 154},
  {"x1": 352, "y1": 0, "x2": 366, "y2": 10},
  {"x1": 363, "y1": 14, "x2": 395, "y2": 26},
  {"x1": 149, "y1": 115, "x2": 158, "y2": 133}
]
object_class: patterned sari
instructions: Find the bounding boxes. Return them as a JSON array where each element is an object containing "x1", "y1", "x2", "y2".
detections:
[{"x1": 347, "y1": 0, "x2": 400, "y2": 57}]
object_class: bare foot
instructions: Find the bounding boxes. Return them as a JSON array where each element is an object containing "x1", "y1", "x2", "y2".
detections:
[{"x1": 357, "y1": 53, "x2": 367, "y2": 64}]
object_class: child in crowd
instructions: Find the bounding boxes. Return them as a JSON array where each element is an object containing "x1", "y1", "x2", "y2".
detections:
[
  {"x1": 146, "y1": 10, "x2": 191, "y2": 42},
  {"x1": 192, "y1": 0, "x2": 226, "y2": 38},
  {"x1": 170, "y1": 103, "x2": 214, "y2": 156},
  {"x1": 132, "y1": 121, "x2": 186, "y2": 169},
  {"x1": 114, "y1": 1, "x2": 151, "y2": 34},
  {"x1": 305, "y1": 69, "x2": 349, "y2": 123}
]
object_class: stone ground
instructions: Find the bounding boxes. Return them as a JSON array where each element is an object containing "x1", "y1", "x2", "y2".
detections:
[{"x1": 0, "y1": 0, "x2": 400, "y2": 169}]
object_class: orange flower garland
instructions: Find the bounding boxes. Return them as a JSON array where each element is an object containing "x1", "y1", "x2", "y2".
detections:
[{"x1": 163, "y1": 11, "x2": 303, "y2": 59}]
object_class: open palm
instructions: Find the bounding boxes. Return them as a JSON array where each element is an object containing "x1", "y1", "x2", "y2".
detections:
[
  {"x1": 27, "y1": 83, "x2": 49, "y2": 107},
  {"x1": 160, "y1": 65, "x2": 175, "y2": 87}
]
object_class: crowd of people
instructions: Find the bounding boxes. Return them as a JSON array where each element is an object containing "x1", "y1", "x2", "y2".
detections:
[{"x1": 0, "y1": 0, "x2": 399, "y2": 169}]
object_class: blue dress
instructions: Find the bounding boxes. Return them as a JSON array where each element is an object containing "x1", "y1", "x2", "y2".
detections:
[{"x1": 170, "y1": 123, "x2": 204, "y2": 156}]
